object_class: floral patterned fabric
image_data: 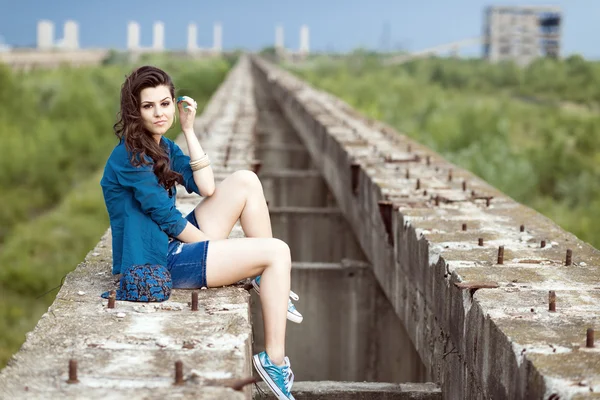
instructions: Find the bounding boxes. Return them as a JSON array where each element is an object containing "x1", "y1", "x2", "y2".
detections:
[{"x1": 101, "y1": 264, "x2": 172, "y2": 302}]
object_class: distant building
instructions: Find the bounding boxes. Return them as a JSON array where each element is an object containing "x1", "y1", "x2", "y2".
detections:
[{"x1": 483, "y1": 5, "x2": 562, "y2": 64}]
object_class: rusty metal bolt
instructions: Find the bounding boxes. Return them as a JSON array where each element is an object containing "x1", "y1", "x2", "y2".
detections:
[
  {"x1": 497, "y1": 246, "x2": 504, "y2": 265},
  {"x1": 586, "y1": 328, "x2": 594, "y2": 348},
  {"x1": 350, "y1": 163, "x2": 360, "y2": 196},
  {"x1": 565, "y1": 249, "x2": 572, "y2": 266},
  {"x1": 416, "y1": 179, "x2": 420, "y2": 190},
  {"x1": 251, "y1": 161, "x2": 262, "y2": 175},
  {"x1": 405, "y1": 169, "x2": 410, "y2": 179},
  {"x1": 426, "y1": 156, "x2": 431, "y2": 166},
  {"x1": 448, "y1": 169, "x2": 453, "y2": 182},
  {"x1": 462, "y1": 180, "x2": 467, "y2": 191},
  {"x1": 462, "y1": 223, "x2": 467, "y2": 231},
  {"x1": 520, "y1": 224, "x2": 525, "y2": 232},
  {"x1": 67, "y1": 359, "x2": 79, "y2": 384},
  {"x1": 478, "y1": 238, "x2": 484, "y2": 246},
  {"x1": 541, "y1": 240, "x2": 546, "y2": 248},
  {"x1": 107, "y1": 290, "x2": 116, "y2": 309},
  {"x1": 174, "y1": 360, "x2": 184, "y2": 385},
  {"x1": 191, "y1": 291, "x2": 199, "y2": 311},
  {"x1": 549, "y1": 291, "x2": 556, "y2": 312}
]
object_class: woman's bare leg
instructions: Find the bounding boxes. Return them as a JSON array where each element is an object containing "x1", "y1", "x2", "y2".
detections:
[
  {"x1": 193, "y1": 170, "x2": 272, "y2": 239},
  {"x1": 205, "y1": 237, "x2": 290, "y2": 365}
]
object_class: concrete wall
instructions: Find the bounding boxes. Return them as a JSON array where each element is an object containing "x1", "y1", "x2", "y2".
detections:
[{"x1": 251, "y1": 56, "x2": 600, "y2": 399}]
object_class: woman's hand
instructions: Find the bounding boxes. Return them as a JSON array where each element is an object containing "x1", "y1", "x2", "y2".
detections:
[{"x1": 176, "y1": 96, "x2": 197, "y2": 134}]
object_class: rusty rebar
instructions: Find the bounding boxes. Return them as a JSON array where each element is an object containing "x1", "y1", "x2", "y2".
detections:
[
  {"x1": 520, "y1": 225, "x2": 525, "y2": 232},
  {"x1": 350, "y1": 163, "x2": 360, "y2": 196},
  {"x1": 416, "y1": 179, "x2": 420, "y2": 190},
  {"x1": 565, "y1": 249, "x2": 572, "y2": 266},
  {"x1": 426, "y1": 156, "x2": 431, "y2": 166},
  {"x1": 405, "y1": 169, "x2": 410, "y2": 179},
  {"x1": 174, "y1": 360, "x2": 184, "y2": 385},
  {"x1": 478, "y1": 238, "x2": 484, "y2": 246},
  {"x1": 541, "y1": 240, "x2": 546, "y2": 248},
  {"x1": 486, "y1": 198, "x2": 491, "y2": 207},
  {"x1": 462, "y1": 180, "x2": 467, "y2": 191},
  {"x1": 497, "y1": 246, "x2": 504, "y2": 265},
  {"x1": 191, "y1": 291, "x2": 198, "y2": 311},
  {"x1": 107, "y1": 290, "x2": 116, "y2": 309},
  {"x1": 251, "y1": 161, "x2": 262, "y2": 175},
  {"x1": 448, "y1": 169, "x2": 453, "y2": 182},
  {"x1": 462, "y1": 223, "x2": 467, "y2": 231},
  {"x1": 434, "y1": 196, "x2": 440, "y2": 206},
  {"x1": 586, "y1": 328, "x2": 594, "y2": 348},
  {"x1": 67, "y1": 359, "x2": 79, "y2": 384},
  {"x1": 228, "y1": 377, "x2": 258, "y2": 391},
  {"x1": 549, "y1": 291, "x2": 556, "y2": 312}
]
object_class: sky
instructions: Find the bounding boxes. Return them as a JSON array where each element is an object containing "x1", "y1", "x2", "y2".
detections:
[{"x1": 0, "y1": 0, "x2": 598, "y2": 59}]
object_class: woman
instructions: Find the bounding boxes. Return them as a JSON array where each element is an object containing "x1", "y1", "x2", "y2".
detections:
[{"x1": 100, "y1": 65, "x2": 299, "y2": 400}]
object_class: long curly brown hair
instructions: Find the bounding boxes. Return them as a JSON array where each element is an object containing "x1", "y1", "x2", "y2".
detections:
[{"x1": 113, "y1": 65, "x2": 182, "y2": 191}]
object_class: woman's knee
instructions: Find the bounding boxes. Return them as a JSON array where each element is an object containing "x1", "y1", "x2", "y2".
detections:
[
  {"x1": 267, "y1": 238, "x2": 291, "y2": 267},
  {"x1": 231, "y1": 170, "x2": 263, "y2": 193}
]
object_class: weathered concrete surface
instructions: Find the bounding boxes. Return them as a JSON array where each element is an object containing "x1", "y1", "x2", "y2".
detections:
[
  {"x1": 252, "y1": 260, "x2": 427, "y2": 383},
  {"x1": 254, "y1": 381, "x2": 442, "y2": 399},
  {"x1": 0, "y1": 56, "x2": 258, "y2": 399},
  {"x1": 251, "y1": 56, "x2": 600, "y2": 399}
]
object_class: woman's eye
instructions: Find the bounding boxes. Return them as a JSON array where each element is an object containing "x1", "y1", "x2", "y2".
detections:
[
  {"x1": 143, "y1": 104, "x2": 152, "y2": 109},
  {"x1": 162, "y1": 102, "x2": 171, "y2": 107}
]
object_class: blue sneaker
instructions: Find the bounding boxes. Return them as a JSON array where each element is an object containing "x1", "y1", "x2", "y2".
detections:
[
  {"x1": 252, "y1": 275, "x2": 303, "y2": 323},
  {"x1": 253, "y1": 351, "x2": 295, "y2": 400}
]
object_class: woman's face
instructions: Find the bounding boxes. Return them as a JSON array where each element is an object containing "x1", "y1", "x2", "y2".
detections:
[{"x1": 139, "y1": 85, "x2": 175, "y2": 140}]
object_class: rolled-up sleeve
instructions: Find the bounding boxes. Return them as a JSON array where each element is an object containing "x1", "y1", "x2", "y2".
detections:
[
  {"x1": 115, "y1": 159, "x2": 188, "y2": 237},
  {"x1": 170, "y1": 141, "x2": 200, "y2": 195}
]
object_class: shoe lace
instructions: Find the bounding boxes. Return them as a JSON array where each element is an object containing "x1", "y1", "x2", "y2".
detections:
[{"x1": 282, "y1": 358, "x2": 294, "y2": 393}]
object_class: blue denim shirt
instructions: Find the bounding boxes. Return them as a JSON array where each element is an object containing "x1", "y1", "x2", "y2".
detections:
[{"x1": 100, "y1": 137, "x2": 200, "y2": 275}]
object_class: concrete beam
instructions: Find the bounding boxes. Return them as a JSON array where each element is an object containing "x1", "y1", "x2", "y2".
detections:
[
  {"x1": 256, "y1": 144, "x2": 314, "y2": 170},
  {"x1": 260, "y1": 169, "x2": 335, "y2": 208},
  {"x1": 250, "y1": 56, "x2": 600, "y2": 399},
  {"x1": 255, "y1": 381, "x2": 442, "y2": 399}
]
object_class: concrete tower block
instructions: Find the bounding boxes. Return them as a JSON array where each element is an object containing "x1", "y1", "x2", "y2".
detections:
[
  {"x1": 213, "y1": 22, "x2": 222, "y2": 53},
  {"x1": 187, "y1": 23, "x2": 197, "y2": 53},
  {"x1": 63, "y1": 20, "x2": 79, "y2": 50},
  {"x1": 37, "y1": 20, "x2": 54, "y2": 50},
  {"x1": 299, "y1": 24, "x2": 310, "y2": 55},
  {"x1": 153, "y1": 21, "x2": 165, "y2": 51},
  {"x1": 275, "y1": 24, "x2": 284, "y2": 51},
  {"x1": 127, "y1": 21, "x2": 140, "y2": 51}
]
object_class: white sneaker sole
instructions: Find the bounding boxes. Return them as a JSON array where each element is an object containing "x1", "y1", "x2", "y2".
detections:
[
  {"x1": 253, "y1": 354, "x2": 294, "y2": 400},
  {"x1": 253, "y1": 280, "x2": 303, "y2": 324}
]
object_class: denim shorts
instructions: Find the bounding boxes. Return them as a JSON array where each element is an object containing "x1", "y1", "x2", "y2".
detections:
[{"x1": 166, "y1": 210, "x2": 210, "y2": 289}]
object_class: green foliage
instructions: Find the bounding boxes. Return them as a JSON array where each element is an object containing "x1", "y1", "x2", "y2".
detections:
[
  {"x1": 0, "y1": 58, "x2": 230, "y2": 368},
  {"x1": 289, "y1": 55, "x2": 600, "y2": 248}
]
